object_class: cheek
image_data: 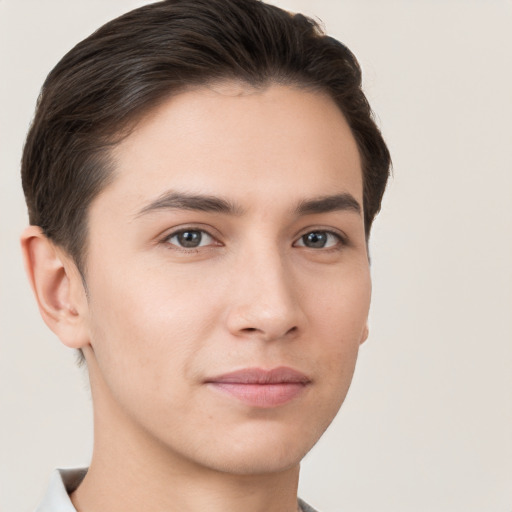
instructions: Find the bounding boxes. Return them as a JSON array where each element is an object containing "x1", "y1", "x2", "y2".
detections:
[
  {"x1": 303, "y1": 264, "x2": 370, "y2": 392},
  {"x1": 306, "y1": 262, "x2": 371, "y2": 337},
  {"x1": 85, "y1": 261, "x2": 224, "y2": 396}
]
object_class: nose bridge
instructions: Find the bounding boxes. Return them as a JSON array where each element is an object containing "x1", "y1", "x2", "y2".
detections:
[{"x1": 226, "y1": 236, "x2": 303, "y2": 340}]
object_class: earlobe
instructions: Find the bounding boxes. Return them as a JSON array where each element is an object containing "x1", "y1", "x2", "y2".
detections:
[{"x1": 20, "y1": 226, "x2": 90, "y2": 349}]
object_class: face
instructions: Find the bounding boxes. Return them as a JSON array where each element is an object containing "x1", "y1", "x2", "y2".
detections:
[{"x1": 81, "y1": 83, "x2": 371, "y2": 475}]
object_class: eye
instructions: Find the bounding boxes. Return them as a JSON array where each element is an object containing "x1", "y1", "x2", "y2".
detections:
[
  {"x1": 294, "y1": 230, "x2": 343, "y2": 249},
  {"x1": 164, "y1": 229, "x2": 216, "y2": 249}
]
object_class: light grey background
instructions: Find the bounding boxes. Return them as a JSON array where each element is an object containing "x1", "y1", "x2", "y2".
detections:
[{"x1": 1, "y1": 1, "x2": 511, "y2": 511}]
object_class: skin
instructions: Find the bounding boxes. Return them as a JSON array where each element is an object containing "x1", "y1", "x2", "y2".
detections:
[{"x1": 22, "y1": 83, "x2": 371, "y2": 512}]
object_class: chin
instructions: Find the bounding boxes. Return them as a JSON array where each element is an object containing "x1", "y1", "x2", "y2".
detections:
[
  {"x1": 183, "y1": 421, "x2": 325, "y2": 476},
  {"x1": 200, "y1": 446, "x2": 305, "y2": 476}
]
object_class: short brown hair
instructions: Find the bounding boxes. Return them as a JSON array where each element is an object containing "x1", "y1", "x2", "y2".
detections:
[{"x1": 22, "y1": 0, "x2": 391, "y2": 276}]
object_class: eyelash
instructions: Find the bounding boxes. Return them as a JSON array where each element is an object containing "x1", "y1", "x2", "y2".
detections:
[
  {"x1": 161, "y1": 227, "x2": 347, "y2": 252},
  {"x1": 294, "y1": 230, "x2": 346, "y2": 250},
  {"x1": 162, "y1": 228, "x2": 219, "y2": 252}
]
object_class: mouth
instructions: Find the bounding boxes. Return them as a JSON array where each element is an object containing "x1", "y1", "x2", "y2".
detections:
[{"x1": 204, "y1": 367, "x2": 311, "y2": 408}]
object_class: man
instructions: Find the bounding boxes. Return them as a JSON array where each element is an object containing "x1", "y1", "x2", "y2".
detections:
[{"x1": 20, "y1": 0, "x2": 390, "y2": 510}]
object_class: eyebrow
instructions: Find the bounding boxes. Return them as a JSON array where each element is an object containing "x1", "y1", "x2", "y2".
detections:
[
  {"x1": 135, "y1": 190, "x2": 361, "y2": 218},
  {"x1": 295, "y1": 193, "x2": 362, "y2": 216},
  {"x1": 135, "y1": 191, "x2": 244, "y2": 217}
]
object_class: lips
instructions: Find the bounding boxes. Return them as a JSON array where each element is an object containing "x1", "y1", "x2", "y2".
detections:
[{"x1": 205, "y1": 367, "x2": 310, "y2": 408}]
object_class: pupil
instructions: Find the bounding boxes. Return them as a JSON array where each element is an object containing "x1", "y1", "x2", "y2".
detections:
[
  {"x1": 304, "y1": 231, "x2": 326, "y2": 248},
  {"x1": 178, "y1": 230, "x2": 202, "y2": 248}
]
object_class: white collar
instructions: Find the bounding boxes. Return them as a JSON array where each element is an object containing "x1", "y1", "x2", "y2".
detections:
[{"x1": 35, "y1": 468, "x2": 87, "y2": 512}]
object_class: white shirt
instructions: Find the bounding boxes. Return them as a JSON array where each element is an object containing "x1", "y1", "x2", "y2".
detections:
[
  {"x1": 35, "y1": 468, "x2": 87, "y2": 512},
  {"x1": 35, "y1": 468, "x2": 318, "y2": 512}
]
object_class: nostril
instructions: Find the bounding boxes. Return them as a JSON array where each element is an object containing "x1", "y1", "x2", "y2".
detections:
[{"x1": 239, "y1": 325, "x2": 299, "y2": 338}]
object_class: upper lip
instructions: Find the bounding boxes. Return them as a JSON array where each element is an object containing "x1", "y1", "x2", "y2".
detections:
[{"x1": 205, "y1": 366, "x2": 311, "y2": 385}]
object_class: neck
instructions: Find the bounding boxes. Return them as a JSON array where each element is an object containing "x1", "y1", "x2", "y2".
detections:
[{"x1": 71, "y1": 355, "x2": 301, "y2": 512}]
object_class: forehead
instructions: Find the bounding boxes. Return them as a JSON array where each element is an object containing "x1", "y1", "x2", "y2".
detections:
[{"x1": 99, "y1": 83, "x2": 363, "y2": 215}]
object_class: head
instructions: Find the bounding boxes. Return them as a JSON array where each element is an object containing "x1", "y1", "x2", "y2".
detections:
[
  {"x1": 22, "y1": 0, "x2": 389, "y2": 275},
  {"x1": 21, "y1": 0, "x2": 390, "y2": 477}
]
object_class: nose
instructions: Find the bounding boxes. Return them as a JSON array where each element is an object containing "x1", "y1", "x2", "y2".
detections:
[{"x1": 225, "y1": 248, "x2": 306, "y2": 342}]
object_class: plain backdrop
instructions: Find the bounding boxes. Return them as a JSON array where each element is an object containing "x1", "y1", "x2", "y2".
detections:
[{"x1": 1, "y1": 1, "x2": 511, "y2": 511}]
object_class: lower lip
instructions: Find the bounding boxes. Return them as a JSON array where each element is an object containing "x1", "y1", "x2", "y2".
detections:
[{"x1": 208, "y1": 382, "x2": 307, "y2": 408}]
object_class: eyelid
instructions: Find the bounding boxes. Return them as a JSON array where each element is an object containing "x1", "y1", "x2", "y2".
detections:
[
  {"x1": 293, "y1": 228, "x2": 348, "y2": 249},
  {"x1": 157, "y1": 224, "x2": 347, "y2": 251},
  {"x1": 160, "y1": 225, "x2": 222, "y2": 250}
]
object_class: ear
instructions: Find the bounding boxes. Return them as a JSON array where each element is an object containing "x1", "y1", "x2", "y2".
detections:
[
  {"x1": 20, "y1": 226, "x2": 90, "y2": 349},
  {"x1": 360, "y1": 324, "x2": 369, "y2": 345}
]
